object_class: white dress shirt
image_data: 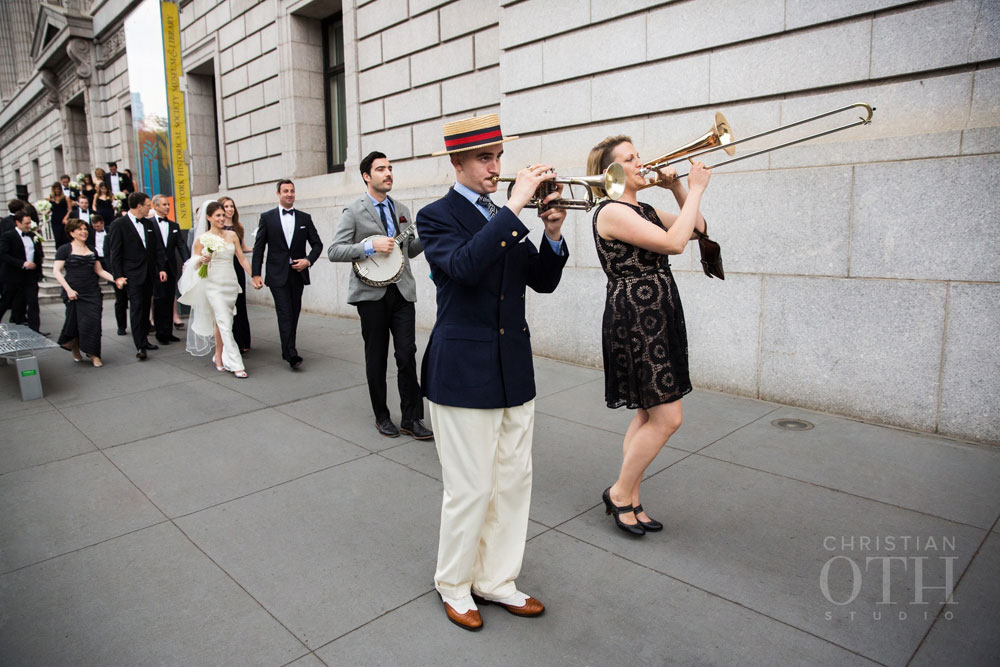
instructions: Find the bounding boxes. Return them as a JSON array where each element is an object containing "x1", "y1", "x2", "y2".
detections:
[
  {"x1": 78, "y1": 208, "x2": 91, "y2": 223},
  {"x1": 128, "y1": 212, "x2": 146, "y2": 247},
  {"x1": 95, "y1": 230, "x2": 106, "y2": 257},
  {"x1": 280, "y1": 208, "x2": 295, "y2": 247},
  {"x1": 109, "y1": 173, "x2": 122, "y2": 194},
  {"x1": 156, "y1": 217, "x2": 169, "y2": 246},
  {"x1": 17, "y1": 229, "x2": 34, "y2": 265}
]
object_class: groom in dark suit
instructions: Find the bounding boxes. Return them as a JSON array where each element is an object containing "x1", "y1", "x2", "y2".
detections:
[
  {"x1": 251, "y1": 179, "x2": 323, "y2": 369},
  {"x1": 109, "y1": 192, "x2": 168, "y2": 360}
]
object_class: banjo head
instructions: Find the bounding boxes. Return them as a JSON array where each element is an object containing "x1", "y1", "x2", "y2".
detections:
[{"x1": 353, "y1": 235, "x2": 405, "y2": 287}]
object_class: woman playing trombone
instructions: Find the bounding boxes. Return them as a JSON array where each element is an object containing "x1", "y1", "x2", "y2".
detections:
[{"x1": 587, "y1": 135, "x2": 711, "y2": 536}]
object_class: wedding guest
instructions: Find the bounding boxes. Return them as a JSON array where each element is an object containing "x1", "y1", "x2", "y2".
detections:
[
  {"x1": 251, "y1": 180, "x2": 323, "y2": 369},
  {"x1": 53, "y1": 219, "x2": 114, "y2": 367},
  {"x1": 94, "y1": 182, "x2": 116, "y2": 222},
  {"x1": 150, "y1": 194, "x2": 188, "y2": 345},
  {"x1": 48, "y1": 182, "x2": 69, "y2": 248},
  {"x1": 0, "y1": 211, "x2": 44, "y2": 332},
  {"x1": 81, "y1": 174, "x2": 97, "y2": 206},
  {"x1": 109, "y1": 191, "x2": 167, "y2": 360},
  {"x1": 219, "y1": 196, "x2": 251, "y2": 352}
]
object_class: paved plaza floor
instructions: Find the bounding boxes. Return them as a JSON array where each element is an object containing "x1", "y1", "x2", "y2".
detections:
[{"x1": 1, "y1": 302, "x2": 998, "y2": 666}]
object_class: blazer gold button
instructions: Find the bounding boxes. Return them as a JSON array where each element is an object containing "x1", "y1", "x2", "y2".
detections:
[
  {"x1": 511, "y1": 230, "x2": 518, "y2": 237},
  {"x1": 500, "y1": 328, "x2": 505, "y2": 335},
  {"x1": 522, "y1": 326, "x2": 527, "y2": 332},
  {"x1": 500, "y1": 294, "x2": 504, "y2": 301},
  {"x1": 501, "y1": 241, "x2": 506, "y2": 247}
]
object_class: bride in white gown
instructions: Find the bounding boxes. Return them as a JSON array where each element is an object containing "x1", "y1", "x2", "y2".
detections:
[{"x1": 178, "y1": 200, "x2": 254, "y2": 378}]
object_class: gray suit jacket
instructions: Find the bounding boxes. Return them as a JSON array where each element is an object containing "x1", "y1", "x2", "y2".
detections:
[{"x1": 327, "y1": 194, "x2": 423, "y2": 304}]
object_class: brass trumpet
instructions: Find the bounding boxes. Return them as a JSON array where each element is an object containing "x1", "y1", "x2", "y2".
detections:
[
  {"x1": 491, "y1": 162, "x2": 626, "y2": 212},
  {"x1": 639, "y1": 103, "x2": 874, "y2": 183}
]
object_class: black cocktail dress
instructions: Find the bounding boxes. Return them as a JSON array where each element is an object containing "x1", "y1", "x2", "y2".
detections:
[{"x1": 593, "y1": 200, "x2": 691, "y2": 409}]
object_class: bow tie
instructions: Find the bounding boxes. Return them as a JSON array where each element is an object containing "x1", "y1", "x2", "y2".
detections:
[{"x1": 281, "y1": 209, "x2": 294, "y2": 216}]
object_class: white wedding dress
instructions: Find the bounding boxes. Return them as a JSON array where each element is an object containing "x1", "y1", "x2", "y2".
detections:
[{"x1": 178, "y1": 234, "x2": 245, "y2": 372}]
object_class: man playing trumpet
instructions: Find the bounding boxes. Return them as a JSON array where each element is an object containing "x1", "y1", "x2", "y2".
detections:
[{"x1": 416, "y1": 113, "x2": 569, "y2": 631}]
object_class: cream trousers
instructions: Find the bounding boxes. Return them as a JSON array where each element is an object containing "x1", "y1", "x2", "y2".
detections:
[{"x1": 429, "y1": 399, "x2": 535, "y2": 600}]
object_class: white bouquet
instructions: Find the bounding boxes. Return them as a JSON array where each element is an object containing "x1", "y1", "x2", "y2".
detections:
[
  {"x1": 34, "y1": 199, "x2": 51, "y2": 224},
  {"x1": 74, "y1": 172, "x2": 85, "y2": 182},
  {"x1": 198, "y1": 234, "x2": 227, "y2": 278},
  {"x1": 28, "y1": 221, "x2": 46, "y2": 243},
  {"x1": 113, "y1": 192, "x2": 126, "y2": 212},
  {"x1": 68, "y1": 180, "x2": 80, "y2": 190}
]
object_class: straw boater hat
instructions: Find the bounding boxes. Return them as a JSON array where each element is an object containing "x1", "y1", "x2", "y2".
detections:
[{"x1": 431, "y1": 113, "x2": 519, "y2": 156}]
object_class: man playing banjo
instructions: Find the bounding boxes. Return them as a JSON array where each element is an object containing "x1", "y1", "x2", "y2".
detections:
[{"x1": 327, "y1": 151, "x2": 433, "y2": 440}]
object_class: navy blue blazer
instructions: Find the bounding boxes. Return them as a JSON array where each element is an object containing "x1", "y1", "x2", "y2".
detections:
[{"x1": 416, "y1": 188, "x2": 569, "y2": 409}]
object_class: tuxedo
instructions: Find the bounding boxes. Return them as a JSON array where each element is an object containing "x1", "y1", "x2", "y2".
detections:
[
  {"x1": 103, "y1": 171, "x2": 134, "y2": 196},
  {"x1": 328, "y1": 194, "x2": 423, "y2": 423},
  {"x1": 0, "y1": 215, "x2": 15, "y2": 236},
  {"x1": 0, "y1": 228, "x2": 44, "y2": 331},
  {"x1": 251, "y1": 206, "x2": 322, "y2": 362},
  {"x1": 67, "y1": 206, "x2": 93, "y2": 225},
  {"x1": 151, "y1": 215, "x2": 189, "y2": 342},
  {"x1": 108, "y1": 213, "x2": 167, "y2": 350}
]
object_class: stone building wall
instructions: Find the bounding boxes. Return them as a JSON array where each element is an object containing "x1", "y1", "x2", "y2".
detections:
[{"x1": 1, "y1": 0, "x2": 997, "y2": 444}]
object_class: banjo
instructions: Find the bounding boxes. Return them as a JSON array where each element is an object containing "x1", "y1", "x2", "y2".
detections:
[{"x1": 352, "y1": 217, "x2": 418, "y2": 287}]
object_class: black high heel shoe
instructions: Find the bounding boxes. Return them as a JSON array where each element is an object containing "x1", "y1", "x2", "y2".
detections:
[
  {"x1": 633, "y1": 504, "x2": 663, "y2": 532},
  {"x1": 602, "y1": 487, "x2": 645, "y2": 536}
]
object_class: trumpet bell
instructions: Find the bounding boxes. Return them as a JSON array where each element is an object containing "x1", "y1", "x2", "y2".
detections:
[{"x1": 492, "y1": 162, "x2": 627, "y2": 211}]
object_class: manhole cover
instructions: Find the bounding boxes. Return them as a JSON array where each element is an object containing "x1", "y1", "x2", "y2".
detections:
[{"x1": 771, "y1": 418, "x2": 814, "y2": 431}]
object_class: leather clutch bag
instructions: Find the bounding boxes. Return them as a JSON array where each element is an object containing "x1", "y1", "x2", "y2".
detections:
[{"x1": 694, "y1": 228, "x2": 724, "y2": 280}]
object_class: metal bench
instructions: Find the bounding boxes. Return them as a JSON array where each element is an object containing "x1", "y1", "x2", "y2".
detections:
[{"x1": 0, "y1": 324, "x2": 59, "y2": 401}]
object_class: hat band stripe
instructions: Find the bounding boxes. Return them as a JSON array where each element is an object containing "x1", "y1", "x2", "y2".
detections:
[{"x1": 444, "y1": 128, "x2": 503, "y2": 149}]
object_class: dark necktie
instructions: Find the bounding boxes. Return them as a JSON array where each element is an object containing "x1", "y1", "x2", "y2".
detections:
[
  {"x1": 476, "y1": 194, "x2": 498, "y2": 219},
  {"x1": 377, "y1": 202, "x2": 395, "y2": 237}
]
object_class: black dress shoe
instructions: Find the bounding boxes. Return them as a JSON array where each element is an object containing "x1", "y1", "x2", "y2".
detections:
[
  {"x1": 168, "y1": 334, "x2": 181, "y2": 342},
  {"x1": 633, "y1": 504, "x2": 663, "y2": 532},
  {"x1": 117, "y1": 329, "x2": 127, "y2": 336},
  {"x1": 173, "y1": 321, "x2": 185, "y2": 329},
  {"x1": 156, "y1": 337, "x2": 171, "y2": 345},
  {"x1": 376, "y1": 418, "x2": 400, "y2": 437},
  {"x1": 288, "y1": 355, "x2": 303, "y2": 369},
  {"x1": 400, "y1": 419, "x2": 434, "y2": 440},
  {"x1": 143, "y1": 342, "x2": 160, "y2": 350},
  {"x1": 602, "y1": 486, "x2": 645, "y2": 536},
  {"x1": 136, "y1": 350, "x2": 147, "y2": 360}
]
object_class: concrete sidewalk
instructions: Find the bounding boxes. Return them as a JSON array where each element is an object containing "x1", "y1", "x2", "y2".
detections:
[{"x1": 1, "y1": 302, "x2": 998, "y2": 666}]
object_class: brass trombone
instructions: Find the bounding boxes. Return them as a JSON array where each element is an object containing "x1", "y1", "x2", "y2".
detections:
[
  {"x1": 491, "y1": 162, "x2": 627, "y2": 211},
  {"x1": 639, "y1": 102, "x2": 875, "y2": 185}
]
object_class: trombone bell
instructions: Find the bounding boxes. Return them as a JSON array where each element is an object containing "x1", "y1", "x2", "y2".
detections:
[{"x1": 639, "y1": 112, "x2": 734, "y2": 188}]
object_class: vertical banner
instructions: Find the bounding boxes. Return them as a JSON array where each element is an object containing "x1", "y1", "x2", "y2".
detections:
[
  {"x1": 161, "y1": 1, "x2": 191, "y2": 230},
  {"x1": 123, "y1": 0, "x2": 191, "y2": 230}
]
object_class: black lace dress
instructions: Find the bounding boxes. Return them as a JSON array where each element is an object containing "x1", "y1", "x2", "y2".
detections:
[{"x1": 593, "y1": 200, "x2": 691, "y2": 409}]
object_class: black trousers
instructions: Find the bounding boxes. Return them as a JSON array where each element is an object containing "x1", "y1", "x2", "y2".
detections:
[
  {"x1": 0, "y1": 282, "x2": 27, "y2": 324},
  {"x1": 125, "y1": 277, "x2": 154, "y2": 351},
  {"x1": 356, "y1": 284, "x2": 422, "y2": 422},
  {"x1": 269, "y1": 272, "x2": 304, "y2": 361},
  {"x1": 114, "y1": 283, "x2": 128, "y2": 331},
  {"x1": 153, "y1": 272, "x2": 177, "y2": 341},
  {"x1": 0, "y1": 279, "x2": 39, "y2": 331}
]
